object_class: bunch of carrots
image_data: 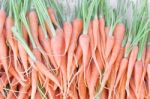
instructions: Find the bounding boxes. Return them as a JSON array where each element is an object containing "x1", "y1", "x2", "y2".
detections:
[{"x1": 0, "y1": 0, "x2": 150, "y2": 99}]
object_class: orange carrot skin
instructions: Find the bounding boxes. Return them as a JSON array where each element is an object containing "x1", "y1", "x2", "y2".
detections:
[
  {"x1": 0, "y1": 31, "x2": 10, "y2": 84},
  {"x1": 31, "y1": 68, "x2": 38, "y2": 99},
  {"x1": 134, "y1": 60, "x2": 143, "y2": 94},
  {"x1": 38, "y1": 26, "x2": 58, "y2": 69},
  {"x1": 51, "y1": 28, "x2": 65, "y2": 67},
  {"x1": 114, "y1": 58, "x2": 128, "y2": 88},
  {"x1": 114, "y1": 23, "x2": 125, "y2": 46},
  {"x1": 92, "y1": 17, "x2": 99, "y2": 50},
  {"x1": 126, "y1": 46, "x2": 138, "y2": 93},
  {"x1": 63, "y1": 21, "x2": 73, "y2": 53},
  {"x1": 47, "y1": 7, "x2": 58, "y2": 27},
  {"x1": 99, "y1": 17, "x2": 106, "y2": 48},
  {"x1": 78, "y1": 71, "x2": 87, "y2": 99},
  {"x1": 105, "y1": 36, "x2": 114, "y2": 59},
  {"x1": 79, "y1": 34, "x2": 90, "y2": 77},
  {"x1": 18, "y1": 78, "x2": 31, "y2": 99},
  {"x1": 0, "y1": 9, "x2": 6, "y2": 35},
  {"x1": 35, "y1": 61, "x2": 61, "y2": 88},
  {"x1": 67, "y1": 19, "x2": 83, "y2": 81},
  {"x1": 147, "y1": 64, "x2": 150, "y2": 96}
]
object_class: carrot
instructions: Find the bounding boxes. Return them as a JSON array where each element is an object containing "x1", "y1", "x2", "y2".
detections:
[
  {"x1": 126, "y1": 45, "x2": 138, "y2": 95},
  {"x1": 28, "y1": 9, "x2": 38, "y2": 44},
  {"x1": 18, "y1": 25, "x2": 29, "y2": 75},
  {"x1": 102, "y1": 24, "x2": 125, "y2": 90},
  {"x1": 147, "y1": 64, "x2": 150, "y2": 96},
  {"x1": 105, "y1": 35, "x2": 114, "y2": 59},
  {"x1": 67, "y1": 19, "x2": 83, "y2": 81},
  {"x1": 99, "y1": 17, "x2": 106, "y2": 48},
  {"x1": 0, "y1": 30, "x2": 10, "y2": 84},
  {"x1": 45, "y1": 81, "x2": 55, "y2": 99},
  {"x1": 0, "y1": 94, "x2": 5, "y2": 99},
  {"x1": 9, "y1": 64, "x2": 25, "y2": 86},
  {"x1": 114, "y1": 58, "x2": 128, "y2": 89},
  {"x1": 35, "y1": 91, "x2": 42, "y2": 99},
  {"x1": 92, "y1": 17, "x2": 99, "y2": 51},
  {"x1": 38, "y1": 26, "x2": 57, "y2": 69},
  {"x1": 74, "y1": 45, "x2": 82, "y2": 65},
  {"x1": 88, "y1": 62, "x2": 99, "y2": 99},
  {"x1": 78, "y1": 68, "x2": 87, "y2": 99},
  {"x1": 18, "y1": 78, "x2": 31, "y2": 99},
  {"x1": 51, "y1": 28, "x2": 65, "y2": 67},
  {"x1": 101, "y1": 89, "x2": 108, "y2": 99},
  {"x1": 0, "y1": 7, "x2": 6, "y2": 36},
  {"x1": 31, "y1": 68, "x2": 38, "y2": 99},
  {"x1": 63, "y1": 21, "x2": 73, "y2": 53},
  {"x1": 134, "y1": 60, "x2": 143, "y2": 95},
  {"x1": 5, "y1": 14, "x2": 18, "y2": 63},
  {"x1": 91, "y1": 19, "x2": 102, "y2": 74},
  {"x1": 18, "y1": 41, "x2": 28, "y2": 74},
  {"x1": 79, "y1": 34, "x2": 90, "y2": 78},
  {"x1": 47, "y1": 7, "x2": 59, "y2": 27},
  {"x1": 7, "y1": 78, "x2": 18, "y2": 99},
  {"x1": 34, "y1": 60, "x2": 61, "y2": 89}
]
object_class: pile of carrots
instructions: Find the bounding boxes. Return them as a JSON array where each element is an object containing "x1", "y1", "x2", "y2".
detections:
[{"x1": 0, "y1": 0, "x2": 150, "y2": 99}]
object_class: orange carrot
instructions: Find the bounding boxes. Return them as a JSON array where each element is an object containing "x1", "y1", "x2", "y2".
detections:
[
  {"x1": 9, "y1": 64, "x2": 25, "y2": 86},
  {"x1": 51, "y1": 28, "x2": 65, "y2": 67},
  {"x1": 6, "y1": 15, "x2": 18, "y2": 60},
  {"x1": 63, "y1": 21, "x2": 73, "y2": 53},
  {"x1": 34, "y1": 61, "x2": 61, "y2": 89},
  {"x1": 92, "y1": 17, "x2": 99, "y2": 50},
  {"x1": 75, "y1": 45, "x2": 82, "y2": 64},
  {"x1": 18, "y1": 78, "x2": 31, "y2": 99},
  {"x1": 31, "y1": 68, "x2": 38, "y2": 99},
  {"x1": 38, "y1": 26, "x2": 57, "y2": 69},
  {"x1": 79, "y1": 34, "x2": 90, "y2": 78},
  {"x1": 35, "y1": 91, "x2": 42, "y2": 99},
  {"x1": 134, "y1": 60, "x2": 143, "y2": 95},
  {"x1": 126, "y1": 45, "x2": 138, "y2": 94},
  {"x1": 0, "y1": 30, "x2": 10, "y2": 84},
  {"x1": 18, "y1": 41, "x2": 28, "y2": 75},
  {"x1": 105, "y1": 36, "x2": 114, "y2": 59},
  {"x1": 147, "y1": 64, "x2": 150, "y2": 96},
  {"x1": 28, "y1": 10, "x2": 38, "y2": 44},
  {"x1": 0, "y1": 8, "x2": 6, "y2": 36},
  {"x1": 101, "y1": 89, "x2": 108, "y2": 99},
  {"x1": 47, "y1": 7, "x2": 59, "y2": 27},
  {"x1": 89, "y1": 62, "x2": 99, "y2": 99},
  {"x1": 78, "y1": 68, "x2": 87, "y2": 99},
  {"x1": 67, "y1": 19, "x2": 83, "y2": 81},
  {"x1": 114, "y1": 58, "x2": 128, "y2": 89},
  {"x1": 106, "y1": 23, "x2": 125, "y2": 72},
  {"x1": 99, "y1": 17, "x2": 106, "y2": 48}
]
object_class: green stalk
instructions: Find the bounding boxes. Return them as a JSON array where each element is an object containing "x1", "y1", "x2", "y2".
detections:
[
  {"x1": 35, "y1": 0, "x2": 56, "y2": 37},
  {"x1": 20, "y1": 0, "x2": 36, "y2": 48},
  {"x1": 38, "y1": 82, "x2": 46, "y2": 99},
  {"x1": 137, "y1": 33, "x2": 148, "y2": 61},
  {"x1": 12, "y1": 0, "x2": 36, "y2": 62},
  {"x1": 82, "y1": 0, "x2": 97, "y2": 35}
]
